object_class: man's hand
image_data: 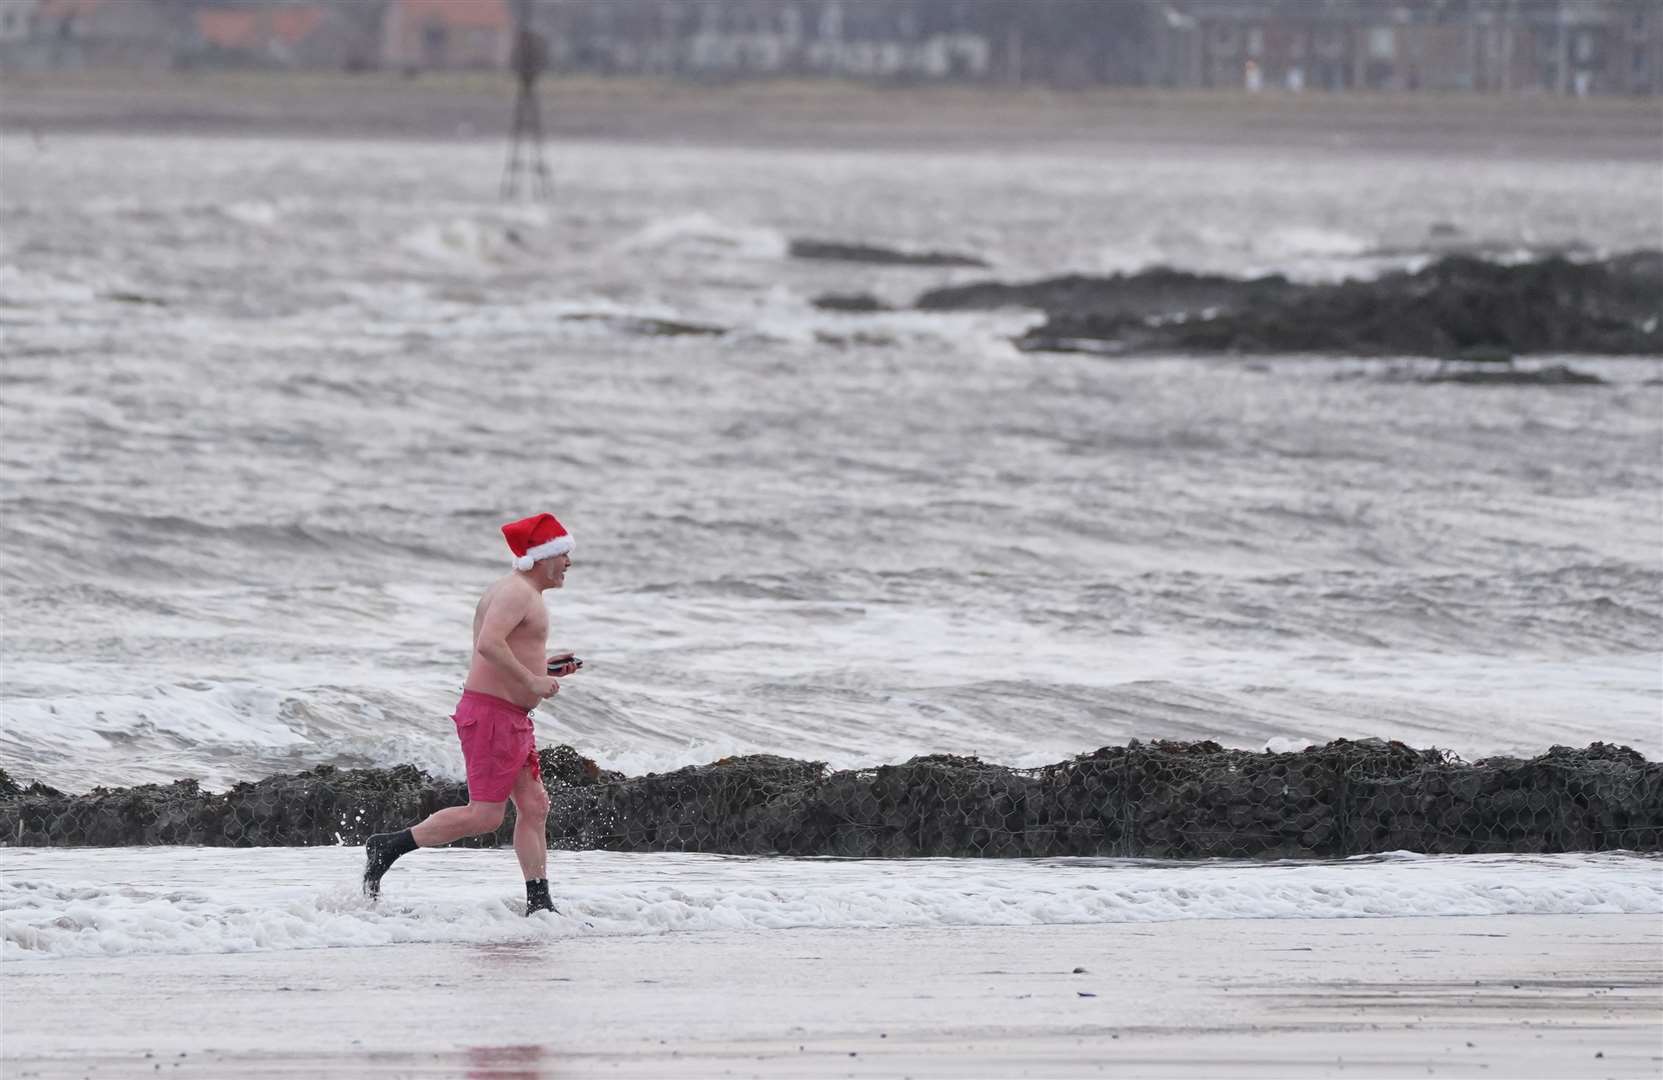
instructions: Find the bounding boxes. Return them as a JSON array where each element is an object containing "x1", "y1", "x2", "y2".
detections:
[
  {"x1": 547, "y1": 653, "x2": 580, "y2": 677},
  {"x1": 529, "y1": 674, "x2": 560, "y2": 699}
]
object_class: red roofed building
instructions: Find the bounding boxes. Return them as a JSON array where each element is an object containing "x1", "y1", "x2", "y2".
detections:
[
  {"x1": 193, "y1": 5, "x2": 353, "y2": 69},
  {"x1": 381, "y1": 0, "x2": 513, "y2": 72}
]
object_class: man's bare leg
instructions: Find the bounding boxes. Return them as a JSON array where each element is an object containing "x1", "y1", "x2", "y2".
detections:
[
  {"x1": 410, "y1": 801, "x2": 507, "y2": 848},
  {"x1": 510, "y1": 766, "x2": 555, "y2": 914},
  {"x1": 363, "y1": 801, "x2": 506, "y2": 898}
]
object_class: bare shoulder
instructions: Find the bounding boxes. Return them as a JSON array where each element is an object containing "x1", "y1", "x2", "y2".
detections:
[{"x1": 477, "y1": 574, "x2": 536, "y2": 619}]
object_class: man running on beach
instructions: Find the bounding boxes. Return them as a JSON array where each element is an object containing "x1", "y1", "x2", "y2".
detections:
[{"x1": 363, "y1": 512, "x2": 578, "y2": 915}]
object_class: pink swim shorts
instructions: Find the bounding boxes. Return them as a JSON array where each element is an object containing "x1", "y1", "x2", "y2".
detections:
[{"x1": 452, "y1": 690, "x2": 541, "y2": 802}]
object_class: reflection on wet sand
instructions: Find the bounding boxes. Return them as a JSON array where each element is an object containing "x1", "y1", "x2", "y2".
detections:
[{"x1": 466, "y1": 1042, "x2": 549, "y2": 1079}]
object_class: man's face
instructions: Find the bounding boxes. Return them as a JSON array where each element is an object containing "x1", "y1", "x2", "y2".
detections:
[{"x1": 542, "y1": 552, "x2": 571, "y2": 588}]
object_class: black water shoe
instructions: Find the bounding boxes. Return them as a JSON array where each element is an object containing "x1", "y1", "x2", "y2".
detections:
[
  {"x1": 363, "y1": 829, "x2": 417, "y2": 898},
  {"x1": 525, "y1": 878, "x2": 558, "y2": 915}
]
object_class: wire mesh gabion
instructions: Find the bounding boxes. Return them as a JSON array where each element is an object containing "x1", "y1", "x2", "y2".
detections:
[{"x1": 2, "y1": 740, "x2": 1658, "y2": 858}]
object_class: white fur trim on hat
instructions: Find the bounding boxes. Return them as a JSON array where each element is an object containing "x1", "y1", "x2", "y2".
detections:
[{"x1": 512, "y1": 534, "x2": 574, "y2": 571}]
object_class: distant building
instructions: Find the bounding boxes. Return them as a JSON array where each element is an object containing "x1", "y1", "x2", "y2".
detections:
[
  {"x1": 525, "y1": 0, "x2": 997, "y2": 80},
  {"x1": 1623, "y1": 0, "x2": 1663, "y2": 95},
  {"x1": 0, "y1": 0, "x2": 42, "y2": 44},
  {"x1": 0, "y1": 0, "x2": 1653, "y2": 94},
  {"x1": 1159, "y1": 0, "x2": 1663, "y2": 96},
  {"x1": 380, "y1": 0, "x2": 514, "y2": 72},
  {"x1": 192, "y1": 5, "x2": 354, "y2": 69},
  {"x1": 4, "y1": 0, "x2": 177, "y2": 70}
]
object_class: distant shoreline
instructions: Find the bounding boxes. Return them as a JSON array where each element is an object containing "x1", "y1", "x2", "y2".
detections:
[{"x1": 2, "y1": 70, "x2": 1660, "y2": 158}]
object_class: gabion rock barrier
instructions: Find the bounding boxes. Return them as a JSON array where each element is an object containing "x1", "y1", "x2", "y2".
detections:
[{"x1": 2, "y1": 740, "x2": 1658, "y2": 858}]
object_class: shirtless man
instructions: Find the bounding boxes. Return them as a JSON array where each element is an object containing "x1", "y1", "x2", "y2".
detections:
[{"x1": 363, "y1": 513, "x2": 578, "y2": 915}]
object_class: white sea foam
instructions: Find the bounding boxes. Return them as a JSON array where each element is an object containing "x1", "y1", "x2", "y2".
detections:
[
  {"x1": 3, "y1": 848, "x2": 1657, "y2": 963},
  {"x1": 399, "y1": 217, "x2": 525, "y2": 264},
  {"x1": 1253, "y1": 223, "x2": 1372, "y2": 259},
  {"x1": 219, "y1": 199, "x2": 283, "y2": 228},
  {"x1": 614, "y1": 211, "x2": 789, "y2": 259},
  {"x1": 0, "y1": 263, "x2": 101, "y2": 306}
]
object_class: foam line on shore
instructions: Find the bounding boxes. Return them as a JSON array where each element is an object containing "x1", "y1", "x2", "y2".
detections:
[{"x1": 3, "y1": 847, "x2": 1657, "y2": 962}]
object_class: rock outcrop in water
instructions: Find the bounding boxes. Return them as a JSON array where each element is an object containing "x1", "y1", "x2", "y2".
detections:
[
  {"x1": 916, "y1": 253, "x2": 1663, "y2": 359},
  {"x1": 918, "y1": 267, "x2": 1298, "y2": 321},
  {"x1": 4, "y1": 740, "x2": 1658, "y2": 858},
  {"x1": 559, "y1": 313, "x2": 728, "y2": 337},
  {"x1": 790, "y1": 239, "x2": 989, "y2": 268},
  {"x1": 1407, "y1": 363, "x2": 1607, "y2": 386},
  {"x1": 811, "y1": 292, "x2": 893, "y2": 312}
]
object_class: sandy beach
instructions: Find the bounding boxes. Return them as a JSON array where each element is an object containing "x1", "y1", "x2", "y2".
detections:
[
  {"x1": 4, "y1": 913, "x2": 1659, "y2": 1078},
  {"x1": 6, "y1": 848, "x2": 1659, "y2": 1077}
]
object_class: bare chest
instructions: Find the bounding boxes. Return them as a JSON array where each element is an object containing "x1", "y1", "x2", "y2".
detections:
[{"x1": 513, "y1": 602, "x2": 549, "y2": 643}]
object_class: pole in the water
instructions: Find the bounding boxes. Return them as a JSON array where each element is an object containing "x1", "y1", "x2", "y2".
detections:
[{"x1": 502, "y1": 0, "x2": 552, "y2": 199}]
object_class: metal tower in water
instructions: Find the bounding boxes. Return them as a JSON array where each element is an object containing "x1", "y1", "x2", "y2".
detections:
[{"x1": 501, "y1": 0, "x2": 551, "y2": 199}]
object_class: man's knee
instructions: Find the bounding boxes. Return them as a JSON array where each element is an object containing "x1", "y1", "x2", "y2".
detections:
[
  {"x1": 469, "y1": 801, "x2": 507, "y2": 832},
  {"x1": 517, "y1": 783, "x2": 550, "y2": 820}
]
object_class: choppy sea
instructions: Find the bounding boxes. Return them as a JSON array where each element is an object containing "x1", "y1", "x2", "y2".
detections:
[{"x1": 1, "y1": 134, "x2": 1659, "y2": 797}]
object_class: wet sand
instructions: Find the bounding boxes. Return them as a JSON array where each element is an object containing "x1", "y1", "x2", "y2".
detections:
[
  {"x1": 4, "y1": 914, "x2": 1659, "y2": 1078},
  {"x1": 2, "y1": 71, "x2": 1659, "y2": 158}
]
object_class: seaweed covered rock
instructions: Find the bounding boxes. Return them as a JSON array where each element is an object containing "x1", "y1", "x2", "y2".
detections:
[
  {"x1": 539, "y1": 745, "x2": 622, "y2": 788},
  {"x1": 811, "y1": 292, "x2": 892, "y2": 313},
  {"x1": 3, "y1": 740, "x2": 1658, "y2": 857},
  {"x1": 0, "y1": 765, "x2": 467, "y2": 847},
  {"x1": 216, "y1": 764, "x2": 462, "y2": 847},
  {"x1": 763, "y1": 756, "x2": 1046, "y2": 858},
  {"x1": 1349, "y1": 746, "x2": 1663, "y2": 855},
  {"x1": 921, "y1": 253, "x2": 1662, "y2": 359},
  {"x1": 558, "y1": 313, "x2": 727, "y2": 337},
  {"x1": 1385, "y1": 362, "x2": 1608, "y2": 386},
  {"x1": 548, "y1": 753, "x2": 828, "y2": 854},
  {"x1": 919, "y1": 268, "x2": 1294, "y2": 320},
  {"x1": 790, "y1": 239, "x2": 988, "y2": 268}
]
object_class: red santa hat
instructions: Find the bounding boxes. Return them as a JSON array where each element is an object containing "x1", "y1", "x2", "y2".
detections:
[{"x1": 501, "y1": 513, "x2": 574, "y2": 571}]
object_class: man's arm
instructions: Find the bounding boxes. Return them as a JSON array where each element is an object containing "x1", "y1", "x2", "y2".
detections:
[{"x1": 474, "y1": 586, "x2": 551, "y2": 697}]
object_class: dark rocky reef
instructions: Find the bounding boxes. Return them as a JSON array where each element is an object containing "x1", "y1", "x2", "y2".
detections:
[
  {"x1": 559, "y1": 313, "x2": 727, "y2": 337},
  {"x1": 790, "y1": 239, "x2": 989, "y2": 268},
  {"x1": 1408, "y1": 362, "x2": 1607, "y2": 386},
  {"x1": 814, "y1": 329, "x2": 897, "y2": 349},
  {"x1": 918, "y1": 267, "x2": 1298, "y2": 321},
  {"x1": 811, "y1": 292, "x2": 893, "y2": 313},
  {"x1": 917, "y1": 253, "x2": 1663, "y2": 360},
  {"x1": 3, "y1": 740, "x2": 1658, "y2": 858}
]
